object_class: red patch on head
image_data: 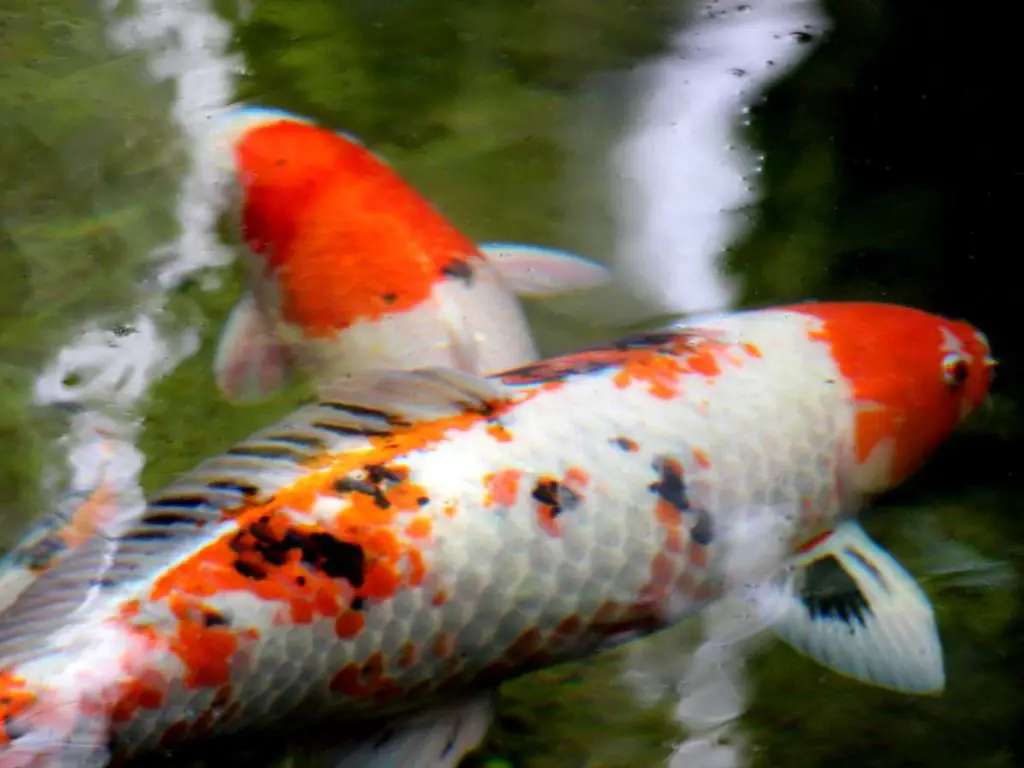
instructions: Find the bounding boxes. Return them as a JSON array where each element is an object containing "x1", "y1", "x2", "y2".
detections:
[{"x1": 789, "y1": 302, "x2": 994, "y2": 491}]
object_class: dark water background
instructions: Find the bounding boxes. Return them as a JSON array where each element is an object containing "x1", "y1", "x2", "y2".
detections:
[{"x1": 1, "y1": 1, "x2": 1021, "y2": 766}]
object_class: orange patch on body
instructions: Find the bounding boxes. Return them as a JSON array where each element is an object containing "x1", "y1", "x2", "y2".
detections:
[
  {"x1": 486, "y1": 423, "x2": 513, "y2": 442},
  {"x1": 536, "y1": 506, "x2": 561, "y2": 537},
  {"x1": 741, "y1": 342, "x2": 763, "y2": 358},
  {"x1": 397, "y1": 641, "x2": 418, "y2": 669},
  {"x1": 167, "y1": 594, "x2": 240, "y2": 689},
  {"x1": 638, "y1": 552, "x2": 676, "y2": 604},
  {"x1": 504, "y1": 627, "x2": 544, "y2": 663},
  {"x1": 109, "y1": 672, "x2": 167, "y2": 723},
  {"x1": 691, "y1": 447, "x2": 711, "y2": 469},
  {"x1": 499, "y1": 331, "x2": 736, "y2": 399},
  {"x1": 61, "y1": 469, "x2": 118, "y2": 549},
  {"x1": 404, "y1": 515, "x2": 433, "y2": 539},
  {"x1": 551, "y1": 614, "x2": 583, "y2": 643},
  {"x1": 334, "y1": 610, "x2": 365, "y2": 639},
  {"x1": 329, "y1": 653, "x2": 403, "y2": 701},
  {"x1": 236, "y1": 120, "x2": 485, "y2": 337},
  {"x1": 0, "y1": 671, "x2": 36, "y2": 745},
  {"x1": 432, "y1": 632, "x2": 454, "y2": 659},
  {"x1": 483, "y1": 468, "x2": 523, "y2": 508}
]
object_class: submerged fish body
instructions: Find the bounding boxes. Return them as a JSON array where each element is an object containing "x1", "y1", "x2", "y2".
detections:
[
  {"x1": 0, "y1": 302, "x2": 994, "y2": 766},
  {"x1": 212, "y1": 107, "x2": 611, "y2": 403}
]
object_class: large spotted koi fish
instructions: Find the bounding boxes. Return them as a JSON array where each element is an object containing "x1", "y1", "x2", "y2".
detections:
[
  {"x1": 0, "y1": 302, "x2": 994, "y2": 767},
  {"x1": 211, "y1": 107, "x2": 610, "y2": 404}
]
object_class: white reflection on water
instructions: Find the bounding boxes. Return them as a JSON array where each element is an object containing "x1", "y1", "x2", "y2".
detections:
[
  {"x1": 612, "y1": 0, "x2": 828, "y2": 317},
  {"x1": 33, "y1": 0, "x2": 238, "y2": 527}
]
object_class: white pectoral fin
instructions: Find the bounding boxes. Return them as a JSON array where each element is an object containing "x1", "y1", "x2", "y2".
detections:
[
  {"x1": 326, "y1": 695, "x2": 493, "y2": 768},
  {"x1": 748, "y1": 520, "x2": 945, "y2": 695},
  {"x1": 213, "y1": 292, "x2": 291, "y2": 404},
  {"x1": 478, "y1": 242, "x2": 610, "y2": 298}
]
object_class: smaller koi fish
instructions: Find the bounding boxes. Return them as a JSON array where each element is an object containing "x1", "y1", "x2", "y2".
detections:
[{"x1": 210, "y1": 107, "x2": 611, "y2": 403}]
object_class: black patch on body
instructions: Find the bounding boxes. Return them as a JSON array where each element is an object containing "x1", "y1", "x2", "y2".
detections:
[
  {"x1": 530, "y1": 479, "x2": 581, "y2": 518},
  {"x1": 228, "y1": 515, "x2": 366, "y2": 588},
  {"x1": 648, "y1": 456, "x2": 690, "y2": 513},
  {"x1": 689, "y1": 507, "x2": 715, "y2": 546},
  {"x1": 366, "y1": 464, "x2": 403, "y2": 484},
  {"x1": 333, "y1": 463, "x2": 409, "y2": 510},
  {"x1": 202, "y1": 609, "x2": 230, "y2": 627},
  {"x1": 800, "y1": 554, "x2": 872, "y2": 627},
  {"x1": 333, "y1": 476, "x2": 389, "y2": 509}
]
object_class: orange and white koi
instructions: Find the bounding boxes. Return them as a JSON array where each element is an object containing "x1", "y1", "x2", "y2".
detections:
[
  {"x1": 211, "y1": 107, "x2": 610, "y2": 403},
  {"x1": 0, "y1": 302, "x2": 994, "y2": 767}
]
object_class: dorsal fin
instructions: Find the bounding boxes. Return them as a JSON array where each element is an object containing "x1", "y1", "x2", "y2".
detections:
[
  {"x1": 0, "y1": 530, "x2": 119, "y2": 664},
  {"x1": 105, "y1": 368, "x2": 512, "y2": 585}
]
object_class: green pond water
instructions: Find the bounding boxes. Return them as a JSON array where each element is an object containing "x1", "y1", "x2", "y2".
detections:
[{"x1": 1, "y1": 1, "x2": 1020, "y2": 766}]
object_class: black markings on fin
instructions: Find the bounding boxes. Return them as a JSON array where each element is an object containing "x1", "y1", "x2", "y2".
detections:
[
  {"x1": 226, "y1": 444, "x2": 307, "y2": 461},
  {"x1": 800, "y1": 554, "x2": 872, "y2": 627},
  {"x1": 312, "y1": 421, "x2": 392, "y2": 438},
  {"x1": 844, "y1": 546, "x2": 890, "y2": 592}
]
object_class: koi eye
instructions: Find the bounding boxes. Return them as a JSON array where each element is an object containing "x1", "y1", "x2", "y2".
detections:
[{"x1": 942, "y1": 353, "x2": 970, "y2": 388}]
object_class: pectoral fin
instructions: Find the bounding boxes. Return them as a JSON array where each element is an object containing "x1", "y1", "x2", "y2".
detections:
[
  {"x1": 326, "y1": 695, "x2": 493, "y2": 767},
  {"x1": 747, "y1": 520, "x2": 944, "y2": 695},
  {"x1": 478, "y1": 243, "x2": 610, "y2": 298},
  {"x1": 213, "y1": 292, "x2": 291, "y2": 404}
]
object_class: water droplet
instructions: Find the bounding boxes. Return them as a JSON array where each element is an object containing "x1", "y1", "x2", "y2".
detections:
[
  {"x1": 791, "y1": 31, "x2": 815, "y2": 44},
  {"x1": 729, "y1": 68, "x2": 747, "y2": 77},
  {"x1": 737, "y1": 4, "x2": 751, "y2": 11},
  {"x1": 766, "y1": 60, "x2": 776, "y2": 67}
]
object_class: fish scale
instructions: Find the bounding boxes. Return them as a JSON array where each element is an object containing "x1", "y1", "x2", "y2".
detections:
[{"x1": 0, "y1": 302, "x2": 995, "y2": 766}]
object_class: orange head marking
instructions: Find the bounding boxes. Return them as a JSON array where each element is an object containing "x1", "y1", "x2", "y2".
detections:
[
  {"x1": 231, "y1": 115, "x2": 483, "y2": 337},
  {"x1": 791, "y1": 302, "x2": 994, "y2": 494}
]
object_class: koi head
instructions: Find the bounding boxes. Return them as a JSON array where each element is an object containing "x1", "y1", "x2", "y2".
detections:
[{"x1": 790, "y1": 302, "x2": 995, "y2": 495}]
